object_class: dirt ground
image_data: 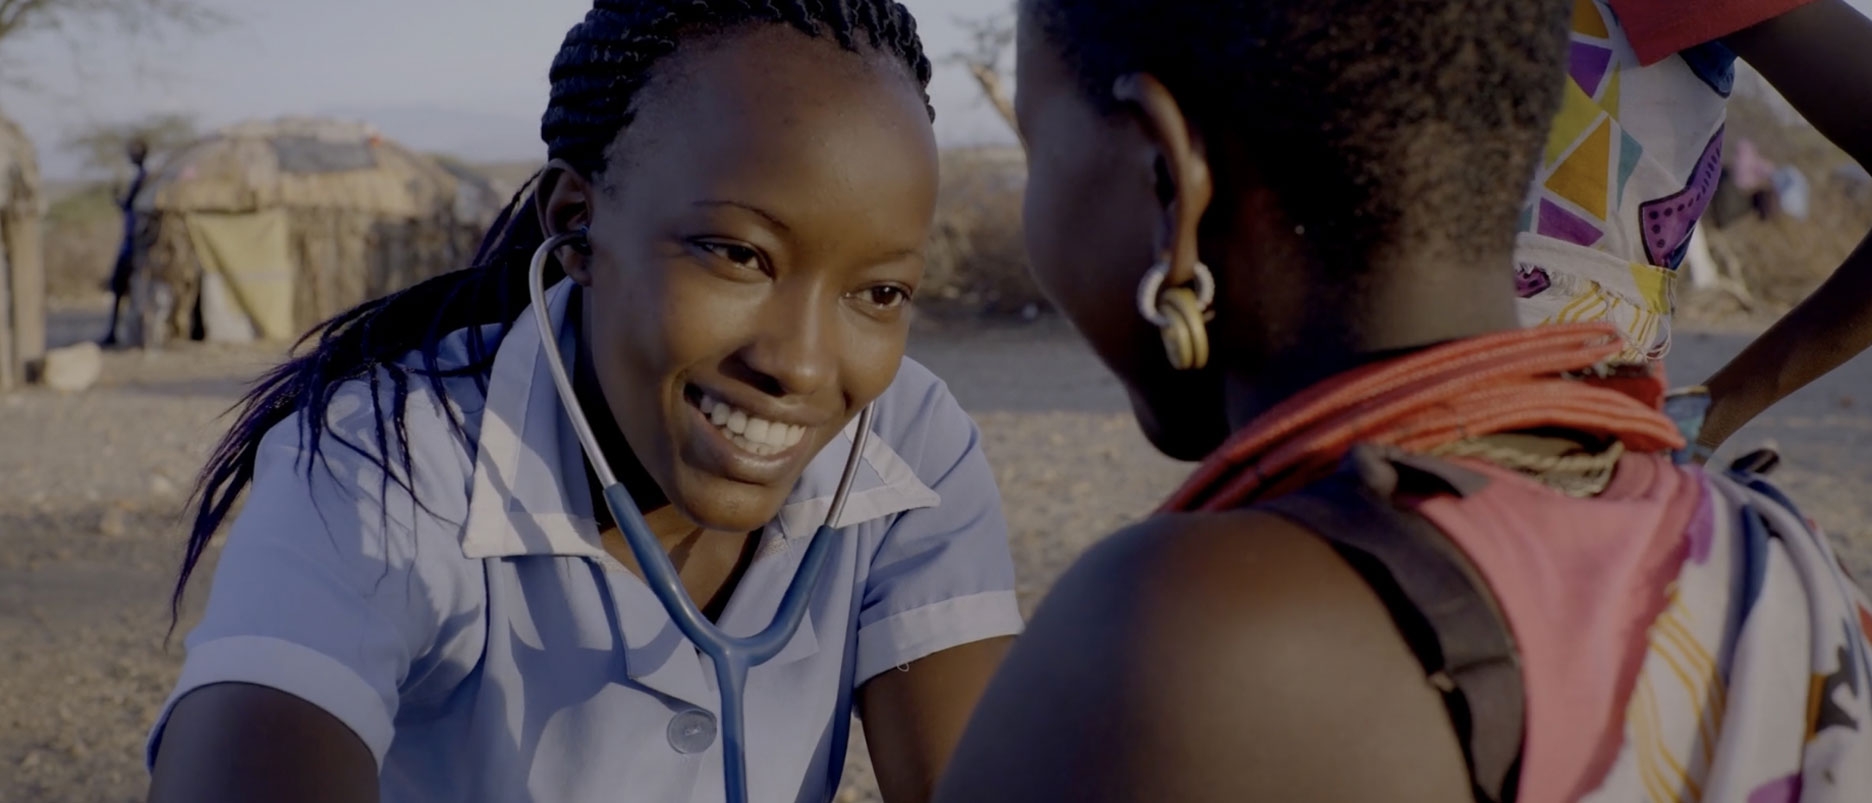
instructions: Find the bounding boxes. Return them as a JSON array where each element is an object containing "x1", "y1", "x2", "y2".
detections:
[{"x1": 3, "y1": 300, "x2": 1870, "y2": 802}]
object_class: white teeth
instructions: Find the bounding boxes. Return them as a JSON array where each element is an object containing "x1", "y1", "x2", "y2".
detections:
[{"x1": 697, "y1": 392, "x2": 808, "y2": 453}]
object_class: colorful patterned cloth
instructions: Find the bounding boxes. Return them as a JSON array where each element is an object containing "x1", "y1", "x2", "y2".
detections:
[
  {"x1": 1397, "y1": 384, "x2": 1872, "y2": 802},
  {"x1": 1513, "y1": 0, "x2": 1766, "y2": 362},
  {"x1": 1579, "y1": 466, "x2": 1872, "y2": 803}
]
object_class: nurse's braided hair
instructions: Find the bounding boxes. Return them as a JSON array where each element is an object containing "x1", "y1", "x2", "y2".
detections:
[{"x1": 172, "y1": 0, "x2": 933, "y2": 626}]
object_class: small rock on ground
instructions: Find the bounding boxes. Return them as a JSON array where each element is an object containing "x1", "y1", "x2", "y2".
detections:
[{"x1": 39, "y1": 342, "x2": 103, "y2": 393}]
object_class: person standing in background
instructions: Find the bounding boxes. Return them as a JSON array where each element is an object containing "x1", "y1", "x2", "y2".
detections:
[{"x1": 100, "y1": 137, "x2": 147, "y2": 348}]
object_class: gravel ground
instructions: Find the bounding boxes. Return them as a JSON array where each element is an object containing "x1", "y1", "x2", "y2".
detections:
[{"x1": 2, "y1": 302, "x2": 1868, "y2": 802}]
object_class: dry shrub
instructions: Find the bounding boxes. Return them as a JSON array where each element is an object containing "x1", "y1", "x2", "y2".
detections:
[{"x1": 923, "y1": 146, "x2": 1045, "y2": 316}]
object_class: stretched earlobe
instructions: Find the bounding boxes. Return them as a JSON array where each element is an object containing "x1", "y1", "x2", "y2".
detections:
[
  {"x1": 1137, "y1": 259, "x2": 1217, "y2": 371},
  {"x1": 1112, "y1": 72, "x2": 1214, "y2": 294}
]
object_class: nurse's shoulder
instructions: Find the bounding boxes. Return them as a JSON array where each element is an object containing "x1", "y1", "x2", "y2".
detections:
[{"x1": 147, "y1": 330, "x2": 499, "y2": 803}]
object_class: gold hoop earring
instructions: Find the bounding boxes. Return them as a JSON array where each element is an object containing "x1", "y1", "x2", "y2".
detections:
[{"x1": 1136, "y1": 260, "x2": 1215, "y2": 371}]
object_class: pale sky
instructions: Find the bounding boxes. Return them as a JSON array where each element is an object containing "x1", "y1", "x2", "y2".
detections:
[
  {"x1": 5, "y1": 0, "x2": 1871, "y2": 180},
  {"x1": 0, "y1": 0, "x2": 1018, "y2": 180}
]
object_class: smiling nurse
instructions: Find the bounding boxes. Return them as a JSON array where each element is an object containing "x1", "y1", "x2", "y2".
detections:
[{"x1": 144, "y1": 3, "x2": 1021, "y2": 802}]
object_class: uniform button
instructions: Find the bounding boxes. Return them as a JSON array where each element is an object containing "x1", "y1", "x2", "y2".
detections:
[{"x1": 667, "y1": 708, "x2": 718, "y2": 755}]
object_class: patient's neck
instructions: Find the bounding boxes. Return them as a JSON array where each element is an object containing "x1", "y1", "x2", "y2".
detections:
[{"x1": 1219, "y1": 248, "x2": 1522, "y2": 430}]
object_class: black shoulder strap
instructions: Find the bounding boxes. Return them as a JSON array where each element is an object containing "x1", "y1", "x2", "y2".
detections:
[{"x1": 1257, "y1": 463, "x2": 1525, "y2": 803}]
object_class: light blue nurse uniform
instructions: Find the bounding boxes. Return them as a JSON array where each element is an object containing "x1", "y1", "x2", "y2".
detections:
[{"x1": 147, "y1": 279, "x2": 1024, "y2": 803}]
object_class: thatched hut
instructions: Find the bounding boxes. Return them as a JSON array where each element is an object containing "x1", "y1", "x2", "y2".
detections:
[
  {"x1": 128, "y1": 117, "x2": 504, "y2": 346},
  {"x1": 0, "y1": 111, "x2": 44, "y2": 391}
]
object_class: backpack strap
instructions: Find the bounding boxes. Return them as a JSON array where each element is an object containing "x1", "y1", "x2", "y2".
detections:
[{"x1": 1257, "y1": 453, "x2": 1525, "y2": 803}]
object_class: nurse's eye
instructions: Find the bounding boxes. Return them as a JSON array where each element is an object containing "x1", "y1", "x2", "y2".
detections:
[
  {"x1": 855, "y1": 284, "x2": 913, "y2": 310},
  {"x1": 694, "y1": 240, "x2": 764, "y2": 272}
]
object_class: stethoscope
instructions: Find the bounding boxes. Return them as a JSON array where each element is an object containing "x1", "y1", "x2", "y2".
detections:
[{"x1": 530, "y1": 231, "x2": 872, "y2": 803}]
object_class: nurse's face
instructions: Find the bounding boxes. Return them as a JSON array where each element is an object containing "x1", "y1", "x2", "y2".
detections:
[{"x1": 548, "y1": 26, "x2": 939, "y2": 534}]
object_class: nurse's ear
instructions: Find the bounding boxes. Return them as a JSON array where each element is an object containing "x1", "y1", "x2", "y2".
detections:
[{"x1": 537, "y1": 159, "x2": 598, "y2": 286}]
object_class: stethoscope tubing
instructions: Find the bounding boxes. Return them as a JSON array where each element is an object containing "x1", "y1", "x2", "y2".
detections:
[{"x1": 530, "y1": 232, "x2": 872, "y2": 803}]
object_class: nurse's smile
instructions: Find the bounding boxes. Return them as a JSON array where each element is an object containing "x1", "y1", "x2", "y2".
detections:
[{"x1": 683, "y1": 383, "x2": 828, "y2": 485}]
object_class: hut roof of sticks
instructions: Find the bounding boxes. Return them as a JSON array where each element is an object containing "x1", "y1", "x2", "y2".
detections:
[
  {"x1": 0, "y1": 111, "x2": 40, "y2": 213},
  {"x1": 134, "y1": 116, "x2": 500, "y2": 224}
]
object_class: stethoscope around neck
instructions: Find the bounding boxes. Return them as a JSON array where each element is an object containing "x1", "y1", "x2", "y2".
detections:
[{"x1": 530, "y1": 230, "x2": 873, "y2": 803}]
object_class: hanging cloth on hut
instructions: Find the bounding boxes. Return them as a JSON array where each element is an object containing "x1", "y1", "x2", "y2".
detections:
[{"x1": 183, "y1": 209, "x2": 296, "y2": 341}]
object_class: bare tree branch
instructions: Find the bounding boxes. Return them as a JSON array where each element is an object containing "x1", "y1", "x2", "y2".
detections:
[
  {"x1": 943, "y1": 10, "x2": 1019, "y2": 135},
  {"x1": 0, "y1": 0, "x2": 228, "y2": 57},
  {"x1": 964, "y1": 62, "x2": 1017, "y2": 135},
  {"x1": 62, "y1": 111, "x2": 196, "y2": 177},
  {"x1": 0, "y1": 0, "x2": 59, "y2": 42}
]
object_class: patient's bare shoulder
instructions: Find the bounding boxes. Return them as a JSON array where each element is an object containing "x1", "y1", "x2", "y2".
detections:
[{"x1": 936, "y1": 510, "x2": 1473, "y2": 803}]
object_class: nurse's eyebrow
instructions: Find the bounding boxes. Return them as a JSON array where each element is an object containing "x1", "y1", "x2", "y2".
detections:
[{"x1": 694, "y1": 200, "x2": 790, "y2": 232}]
